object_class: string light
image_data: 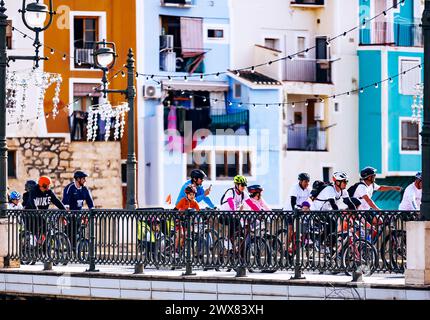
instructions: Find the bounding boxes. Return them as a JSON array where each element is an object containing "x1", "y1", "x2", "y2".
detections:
[
  {"x1": 50, "y1": 48, "x2": 55, "y2": 55},
  {"x1": 374, "y1": 83, "x2": 379, "y2": 89},
  {"x1": 62, "y1": 54, "x2": 66, "y2": 61}
]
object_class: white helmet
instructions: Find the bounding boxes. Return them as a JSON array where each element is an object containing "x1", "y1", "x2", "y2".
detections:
[{"x1": 333, "y1": 171, "x2": 348, "y2": 181}]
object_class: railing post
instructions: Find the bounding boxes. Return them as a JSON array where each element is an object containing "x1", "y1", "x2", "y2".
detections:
[
  {"x1": 182, "y1": 209, "x2": 195, "y2": 276},
  {"x1": 86, "y1": 208, "x2": 98, "y2": 272},
  {"x1": 291, "y1": 207, "x2": 305, "y2": 280}
]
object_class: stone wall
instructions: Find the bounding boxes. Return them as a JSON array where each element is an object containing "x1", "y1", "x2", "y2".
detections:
[{"x1": 7, "y1": 138, "x2": 123, "y2": 209}]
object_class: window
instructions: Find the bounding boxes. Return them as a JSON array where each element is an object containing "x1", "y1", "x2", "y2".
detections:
[
  {"x1": 74, "y1": 17, "x2": 98, "y2": 68},
  {"x1": 400, "y1": 59, "x2": 421, "y2": 95},
  {"x1": 401, "y1": 120, "x2": 419, "y2": 151},
  {"x1": 6, "y1": 20, "x2": 12, "y2": 49},
  {"x1": 187, "y1": 151, "x2": 211, "y2": 180},
  {"x1": 322, "y1": 167, "x2": 332, "y2": 183},
  {"x1": 8, "y1": 150, "x2": 16, "y2": 178},
  {"x1": 264, "y1": 38, "x2": 280, "y2": 51},
  {"x1": 208, "y1": 29, "x2": 224, "y2": 39},
  {"x1": 294, "y1": 112, "x2": 303, "y2": 124},
  {"x1": 297, "y1": 36, "x2": 306, "y2": 58},
  {"x1": 234, "y1": 83, "x2": 242, "y2": 99},
  {"x1": 121, "y1": 161, "x2": 127, "y2": 185},
  {"x1": 216, "y1": 151, "x2": 239, "y2": 180},
  {"x1": 242, "y1": 152, "x2": 252, "y2": 177},
  {"x1": 334, "y1": 102, "x2": 340, "y2": 113}
]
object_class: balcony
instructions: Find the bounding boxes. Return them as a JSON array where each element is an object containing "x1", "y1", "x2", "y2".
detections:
[
  {"x1": 290, "y1": 0, "x2": 324, "y2": 7},
  {"x1": 286, "y1": 125, "x2": 327, "y2": 151},
  {"x1": 69, "y1": 111, "x2": 117, "y2": 141},
  {"x1": 360, "y1": 22, "x2": 422, "y2": 47},
  {"x1": 284, "y1": 58, "x2": 331, "y2": 83},
  {"x1": 161, "y1": 0, "x2": 193, "y2": 7}
]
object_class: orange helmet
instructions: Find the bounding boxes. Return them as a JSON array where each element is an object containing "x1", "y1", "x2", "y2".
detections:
[{"x1": 38, "y1": 176, "x2": 52, "y2": 187}]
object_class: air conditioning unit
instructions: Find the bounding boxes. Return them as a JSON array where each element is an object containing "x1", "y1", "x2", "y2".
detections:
[
  {"x1": 143, "y1": 84, "x2": 162, "y2": 99},
  {"x1": 314, "y1": 102, "x2": 325, "y2": 121},
  {"x1": 160, "y1": 35, "x2": 174, "y2": 50}
]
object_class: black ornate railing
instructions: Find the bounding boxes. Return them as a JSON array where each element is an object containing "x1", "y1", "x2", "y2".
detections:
[{"x1": 6, "y1": 209, "x2": 419, "y2": 276}]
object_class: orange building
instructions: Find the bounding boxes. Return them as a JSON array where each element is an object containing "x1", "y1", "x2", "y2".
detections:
[{"x1": 43, "y1": 0, "x2": 137, "y2": 207}]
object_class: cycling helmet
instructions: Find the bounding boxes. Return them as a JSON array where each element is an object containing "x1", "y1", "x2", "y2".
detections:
[
  {"x1": 333, "y1": 171, "x2": 348, "y2": 181},
  {"x1": 360, "y1": 166, "x2": 377, "y2": 179},
  {"x1": 190, "y1": 169, "x2": 207, "y2": 180},
  {"x1": 298, "y1": 173, "x2": 310, "y2": 181},
  {"x1": 233, "y1": 175, "x2": 247, "y2": 186},
  {"x1": 301, "y1": 201, "x2": 311, "y2": 208},
  {"x1": 10, "y1": 191, "x2": 21, "y2": 201},
  {"x1": 38, "y1": 176, "x2": 52, "y2": 187},
  {"x1": 247, "y1": 185, "x2": 263, "y2": 194},
  {"x1": 24, "y1": 180, "x2": 37, "y2": 192},
  {"x1": 415, "y1": 172, "x2": 422, "y2": 180},
  {"x1": 184, "y1": 184, "x2": 197, "y2": 194},
  {"x1": 74, "y1": 170, "x2": 88, "y2": 179}
]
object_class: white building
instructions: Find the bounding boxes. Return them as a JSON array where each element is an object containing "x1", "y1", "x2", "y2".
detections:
[{"x1": 230, "y1": 0, "x2": 360, "y2": 206}]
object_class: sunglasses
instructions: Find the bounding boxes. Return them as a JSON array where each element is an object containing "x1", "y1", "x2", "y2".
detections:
[{"x1": 239, "y1": 183, "x2": 247, "y2": 187}]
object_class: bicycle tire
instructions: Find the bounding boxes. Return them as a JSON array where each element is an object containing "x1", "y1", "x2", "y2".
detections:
[
  {"x1": 47, "y1": 232, "x2": 72, "y2": 266},
  {"x1": 342, "y1": 239, "x2": 378, "y2": 276},
  {"x1": 382, "y1": 230, "x2": 406, "y2": 272},
  {"x1": 76, "y1": 239, "x2": 90, "y2": 263}
]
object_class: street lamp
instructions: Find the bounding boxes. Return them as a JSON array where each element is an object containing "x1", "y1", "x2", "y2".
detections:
[
  {"x1": 92, "y1": 40, "x2": 137, "y2": 210},
  {"x1": 0, "y1": 0, "x2": 56, "y2": 214}
]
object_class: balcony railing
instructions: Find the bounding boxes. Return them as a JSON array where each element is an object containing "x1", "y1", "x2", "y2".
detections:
[
  {"x1": 287, "y1": 125, "x2": 327, "y2": 151},
  {"x1": 160, "y1": 50, "x2": 205, "y2": 73},
  {"x1": 69, "y1": 111, "x2": 116, "y2": 142},
  {"x1": 360, "y1": 22, "x2": 422, "y2": 47},
  {"x1": 284, "y1": 58, "x2": 331, "y2": 83}
]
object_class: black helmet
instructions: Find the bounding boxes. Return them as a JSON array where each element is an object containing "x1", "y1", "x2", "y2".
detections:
[
  {"x1": 190, "y1": 169, "x2": 207, "y2": 180},
  {"x1": 74, "y1": 171, "x2": 88, "y2": 179},
  {"x1": 247, "y1": 184, "x2": 263, "y2": 194},
  {"x1": 415, "y1": 172, "x2": 422, "y2": 180},
  {"x1": 24, "y1": 180, "x2": 37, "y2": 192},
  {"x1": 298, "y1": 173, "x2": 310, "y2": 181},
  {"x1": 360, "y1": 166, "x2": 377, "y2": 179}
]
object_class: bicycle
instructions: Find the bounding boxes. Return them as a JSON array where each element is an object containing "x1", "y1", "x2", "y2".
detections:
[{"x1": 20, "y1": 213, "x2": 72, "y2": 266}]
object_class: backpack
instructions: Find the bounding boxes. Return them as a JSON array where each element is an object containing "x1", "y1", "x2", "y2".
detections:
[
  {"x1": 347, "y1": 182, "x2": 366, "y2": 198},
  {"x1": 310, "y1": 180, "x2": 330, "y2": 200}
]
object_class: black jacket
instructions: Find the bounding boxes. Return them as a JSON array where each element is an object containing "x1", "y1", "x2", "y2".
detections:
[{"x1": 26, "y1": 187, "x2": 66, "y2": 210}]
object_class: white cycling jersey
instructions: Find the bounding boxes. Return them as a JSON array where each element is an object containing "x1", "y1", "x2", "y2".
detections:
[
  {"x1": 311, "y1": 185, "x2": 349, "y2": 211},
  {"x1": 220, "y1": 187, "x2": 249, "y2": 211},
  {"x1": 399, "y1": 183, "x2": 422, "y2": 210},
  {"x1": 286, "y1": 183, "x2": 311, "y2": 210}
]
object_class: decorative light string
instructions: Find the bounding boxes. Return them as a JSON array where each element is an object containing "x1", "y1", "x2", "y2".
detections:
[
  {"x1": 134, "y1": 0, "x2": 405, "y2": 81},
  {"x1": 144, "y1": 62, "x2": 423, "y2": 108}
]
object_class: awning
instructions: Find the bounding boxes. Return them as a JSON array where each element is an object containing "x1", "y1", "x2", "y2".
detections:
[
  {"x1": 162, "y1": 80, "x2": 229, "y2": 92},
  {"x1": 373, "y1": 176, "x2": 416, "y2": 210}
]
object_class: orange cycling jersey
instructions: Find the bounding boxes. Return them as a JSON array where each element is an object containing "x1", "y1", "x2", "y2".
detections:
[{"x1": 175, "y1": 197, "x2": 200, "y2": 211}]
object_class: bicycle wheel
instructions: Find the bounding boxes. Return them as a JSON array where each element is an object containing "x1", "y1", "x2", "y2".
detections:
[
  {"x1": 246, "y1": 237, "x2": 270, "y2": 272},
  {"x1": 76, "y1": 239, "x2": 90, "y2": 263},
  {"x1": 47, "y1": 233, "x2": 72, "y2": 266},
  {"x1": 211, "y1": 238, "x2": 231, "y2": 269},
  {"x1": 20, "y1": 231, "x2": 36, "y2": 265},
  {"x1": 382, "y1": 230, "x2": 406, "y2": 272},
  {"x1": 342, "y1": 239, "x2": 378, "y2": 276}
]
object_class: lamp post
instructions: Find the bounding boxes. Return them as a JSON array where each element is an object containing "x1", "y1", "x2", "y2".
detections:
[
  {"x1": 0, "y1": 0, "x2": 55, "y2": 215},
  {"x1": 93, "y1": 40, "x2": 137, "y2": 210},
  {"x1": 422, "y1": 0, "x2": 430, "y2": 221}
]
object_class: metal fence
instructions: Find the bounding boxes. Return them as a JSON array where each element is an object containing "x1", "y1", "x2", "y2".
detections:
[{"x1": 6, "y1": 209, "x2": 418, "y2": 276}]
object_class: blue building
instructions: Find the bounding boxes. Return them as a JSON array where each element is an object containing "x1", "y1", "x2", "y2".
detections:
[
  {"x1": 136, "y1": 0, "x2": 283, "y2": 207},
  {"x1": 358, "y1": 0, "x2": 423, "y2": 209}
]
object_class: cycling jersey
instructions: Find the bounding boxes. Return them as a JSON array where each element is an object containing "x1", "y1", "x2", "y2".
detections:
[
  {"x1": 220, "y1": 187, "x2": 249, "y2": 211},
  {"x1": 286, "y1": 183, "x2": 311, "y2": 210},
  {"x1": 242, "y1": 197, "x2": 271, "y2": 211},
  {"x1": 176, "y1": 180, "x2": 215, "y2": 209},
  {"x1": 399, "y1": 183, "x2": 422, "y2": 210},
  {"x1": 63, "y1": 182, "x2": 94, "y2": 210},
  {"x1": 8, "y1": 203, "x2": 23, "y2": 210},
  {"x1": 353, "y1": 182, "x2": 380, "y2": 210},
  {"x1": 175, "y1": 197, "x2": 200, "y2": 211},
  {"x1": 311, "y1": 185, "x2": 350, "y2": 211}
]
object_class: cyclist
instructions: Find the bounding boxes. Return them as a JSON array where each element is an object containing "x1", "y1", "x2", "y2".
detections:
[
  {"x1": 220, "y1": 175, "x2": 249, "y2": 211},
  {"x1": 137, "y1": 216, "x2": 161, "y2": 261},
  {"x1": 62, "y1": 171, "x2": 94, "y2": 250},
  {"x1": 286, "y1": 173, "x2": 311, "y2": 210},
  {"x1": 26, "y1": 176, "x2": 66, "y2": 240},
  {"x1": 8, "y1": 191, "x2": 23, "y2": 210},
  {"x1": 351, "y1": 166, "x2": 402, "y2": 211},
  {"x1": 22, "y1": 180, "x2": 37, "y2": 209},
  {"x1": 311, "y1": 172, "x2": 357, "y2": 211},
  {"x1": 399, "y1": 172, "x2": 422, "y2": 211},
  {"x1": 242, "y1": 185, "x2": 271, "y2": 211},
  {"x1": 176, "y1": 169, "x2": 215, "y2": 209},
  {"x1": 174, "y1": 185, "x2": 200, "y2": 257}
]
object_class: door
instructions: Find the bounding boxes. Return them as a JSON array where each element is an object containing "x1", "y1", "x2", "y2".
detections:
[{"x1": 315, "y1": 37, "x2": 329, "y2": 83}]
